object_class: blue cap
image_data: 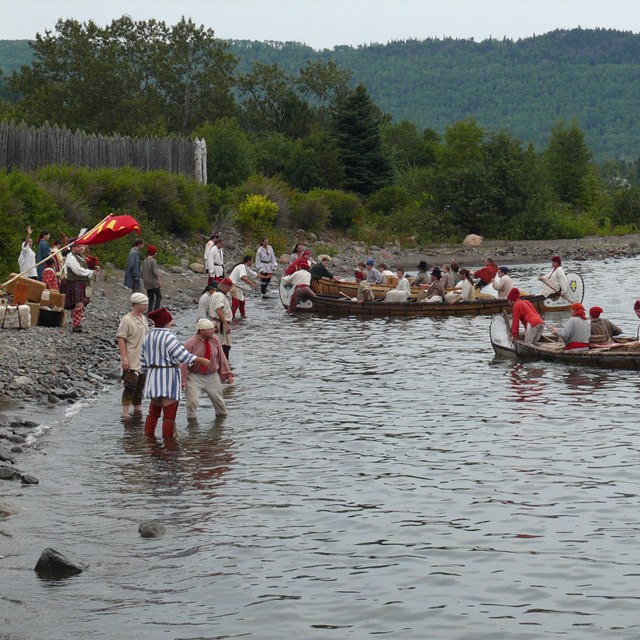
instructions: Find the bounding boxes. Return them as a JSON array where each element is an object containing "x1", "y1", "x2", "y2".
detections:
[{"x1": 366, "y1": 259, "x2": 375, "y2": 266}]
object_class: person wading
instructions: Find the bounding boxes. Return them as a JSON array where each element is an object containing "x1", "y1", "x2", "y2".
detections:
[{"x1": 140, "y1": 308, "x2": 209, "y2": 439}]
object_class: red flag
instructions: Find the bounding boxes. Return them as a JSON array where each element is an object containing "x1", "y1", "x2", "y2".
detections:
[{"x1": 74, "y1": 214, "x2": 140, "y2": 246}]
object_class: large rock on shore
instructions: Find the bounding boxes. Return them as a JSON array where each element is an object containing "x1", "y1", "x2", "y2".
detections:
[
  {"x1": 463, "y1": 234, "x2": 483, "y2": 247},
  {"x1": 189, "y1": 262, "x2": 205, "y2": 274},
  {"x1": 34, "y1": 548, "x2": 87, "y2": 578}
]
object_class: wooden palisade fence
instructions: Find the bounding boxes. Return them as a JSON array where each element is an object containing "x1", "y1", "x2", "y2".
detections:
[{"x1": 0, "y1": 120, "x2": 207, "y2": 184}]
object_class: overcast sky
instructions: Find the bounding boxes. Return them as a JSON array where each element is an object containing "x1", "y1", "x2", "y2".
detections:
[{"x1": 2, "y1": 0, "x2": 640, "y2": 48}]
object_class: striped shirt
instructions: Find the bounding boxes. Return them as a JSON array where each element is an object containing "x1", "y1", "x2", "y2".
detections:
[{"x1": 140, "y1": 328, "x2": 197, "y2": 400}]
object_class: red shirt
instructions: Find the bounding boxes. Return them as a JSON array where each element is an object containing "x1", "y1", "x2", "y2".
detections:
[
  {"x1": 284, "y1": 257, "x2": 310, "y2": 276},
  {"x1": 474, "y1": 264, "x2": 498, "y2": 282},
  {"x1": 511, "y1": 299, "x2": 543, "y2": 337}
]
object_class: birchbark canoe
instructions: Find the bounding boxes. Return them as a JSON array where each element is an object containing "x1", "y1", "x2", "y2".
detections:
[{"x1": 489, "y1": 314, "x2": 640, "y2": 370}]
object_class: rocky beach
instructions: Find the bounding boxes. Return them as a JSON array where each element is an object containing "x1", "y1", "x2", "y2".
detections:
[{"x1": 1, "y1": 232, "x2": 640, "y2": 484}]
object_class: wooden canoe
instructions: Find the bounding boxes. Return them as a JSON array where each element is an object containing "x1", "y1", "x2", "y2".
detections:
[
  {"x1": 489, "y1": 315, "x2": 640, "y2": 370},
  {"x1": 281, "y1": 281, "x2": 548, "y2": 318},
  {"x1": 313, "y1": 273, "x2": 584, "y2": 313}
]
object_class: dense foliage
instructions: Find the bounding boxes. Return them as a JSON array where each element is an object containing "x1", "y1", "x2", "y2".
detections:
[
  {"x1": 4, "y1": 28, "x2": 640, "y2": 159},
  {"x1": 2, "y1": 20, "x2": 640, "y2": 269}
]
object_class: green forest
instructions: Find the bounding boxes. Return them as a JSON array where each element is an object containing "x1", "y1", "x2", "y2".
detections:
[
  {"x1": 3, "y1": 27, "x2": 640, "y2": 160},
  {"x1": 2, "y1": 18, "x2": 640, "y2": 277}
]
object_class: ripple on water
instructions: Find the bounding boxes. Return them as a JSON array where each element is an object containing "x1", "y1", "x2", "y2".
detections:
[{"x1": 2, "y1": 259, "x2": 640, "y2": 638}]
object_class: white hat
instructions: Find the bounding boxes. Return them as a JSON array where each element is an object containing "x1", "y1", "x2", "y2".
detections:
[
  {"x1": 131, "y1": 293, "x2": 149, "y2": 304},
  {"x1": 196, "y1": 318, "x2": 215, "y2": 331}
]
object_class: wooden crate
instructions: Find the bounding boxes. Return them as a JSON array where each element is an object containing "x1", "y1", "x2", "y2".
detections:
[
  {"x1": 26, "y1": 302, "x2": 40, "y2": 327},
  {"x1": 4, "y1": 274, "x2": 45, "y2": 303},
  {"x1": 40, "y1": 290, "x2": 65, "y2": 308}
]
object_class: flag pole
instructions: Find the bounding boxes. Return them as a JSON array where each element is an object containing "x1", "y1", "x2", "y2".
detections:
[{"x1": 1, "y1": 214, "x2": 115, "y2": 291}]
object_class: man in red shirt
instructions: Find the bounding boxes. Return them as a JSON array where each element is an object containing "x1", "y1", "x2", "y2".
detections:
[
  {"x1": 181, "y1": 319, "x2": 234, "y2": 419},
  {"x1": 473, "y1": 257, "x2": 499, "y2": 287},
  {"x1": 508, "y1": 288, "x2": 544, "y2": 344}
]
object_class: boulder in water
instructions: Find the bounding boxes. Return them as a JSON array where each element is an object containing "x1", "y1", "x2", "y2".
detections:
[
  {"x1": 34, "y1": 548, "x2": 87, "y2": 578},
  {"x1": 138, "y1": 521, "x2": 166, "y2": 538}
]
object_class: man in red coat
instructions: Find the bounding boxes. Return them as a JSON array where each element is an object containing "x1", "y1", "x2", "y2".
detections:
[
  {"x1": 508, "y1": 288, "x2": 544, "y2": 344},
  {"x1": 473, "y1": 257, "x2": 498, "y2": 287}
]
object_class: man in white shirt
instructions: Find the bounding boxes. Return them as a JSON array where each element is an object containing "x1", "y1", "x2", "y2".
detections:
[
  {"x1": 492, "y1": 266, "x2": 514, "y2": 299},
  {"x1": 282, "y1": 265, "x2": 317, "y2": 313},
  {"x1": 229, "y1": 255, "x2": 257, "y2": 318},
  {"x1": 207, "y1": 238, "x2": 225, "y2": 284},
  {"x1": 203, "y1": 233, "x2": 219, "y2": 271}
]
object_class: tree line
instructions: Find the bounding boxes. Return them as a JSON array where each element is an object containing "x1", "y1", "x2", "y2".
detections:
[{"x1": 1, "y1": 16, "x2": 640, "y2": 268}]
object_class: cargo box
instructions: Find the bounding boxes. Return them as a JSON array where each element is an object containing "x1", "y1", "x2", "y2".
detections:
[
  {"x1": 0, "y1": 304, "x2": 31, "y2": 329},
  {"x1": 40, "y1": 290, "x2": 65, "y2": 308},
  {"x1": 5, "y1": 274, "x2": 45, "y2": 303},
  {"x1": 26, "y1": 302, "x2": 40, "y2": 327}
]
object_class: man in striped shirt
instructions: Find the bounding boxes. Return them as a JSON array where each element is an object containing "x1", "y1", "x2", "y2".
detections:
[{"x1": 140, "y1": 307, "x2": 209, "y2": 439}]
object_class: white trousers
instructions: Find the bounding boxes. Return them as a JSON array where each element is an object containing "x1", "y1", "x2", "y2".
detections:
[{"x1": 185, "y1": 372, "x2": 227, "y2": 418}]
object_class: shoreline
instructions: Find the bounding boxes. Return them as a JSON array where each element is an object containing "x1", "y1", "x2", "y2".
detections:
[
  {"x1": 0, "y1": 267, "x2": 205, "y2": 482},
  {"x1": 2, "y1": 232, "x2": 640, "y2": 480}
]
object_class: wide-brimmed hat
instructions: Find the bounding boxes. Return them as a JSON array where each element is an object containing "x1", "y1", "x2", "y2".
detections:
[
  {"x1": 431, "y1": 267, "x2": 442, "y2": 278},
  {"x1": 417, "y1": 261, "x2": 428, "y2": 271}
]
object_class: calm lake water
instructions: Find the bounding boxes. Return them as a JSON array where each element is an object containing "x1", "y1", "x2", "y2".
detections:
[{"x1": 2, "y1": 258, "x2": 640, "y2": 639}]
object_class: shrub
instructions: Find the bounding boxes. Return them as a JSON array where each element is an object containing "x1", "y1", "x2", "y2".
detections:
[
  {"x1": 236, "y1": 174, "x2": 296, "y2": 229},
  {"x1": 366, "y1": 186, "x2": 411, "y2": 216},
  {"x1": 307, "y1": 189, "x2": 363, "y2": 229},
  {"x1": 291, "y1": 195, "x2": 330, "y2": 231},
  {"x1": 235, "y1": 194, "x2": 279, "y2": 235}
]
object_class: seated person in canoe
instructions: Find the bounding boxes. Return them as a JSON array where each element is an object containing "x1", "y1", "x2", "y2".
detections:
[
  {"x1": 412, "y1": 261, "x2": 430, "y2": 287},
  {"x1": 473, "y1": 257, "x2": 498, "y2": 287},
  {"x1": 538, "y1": 255, "x2": 569, "y2": 297},
  {"x1": 588, "y1": 306, "x2": 622, "y2": 345},
  {"x1": 550, "y1": 303, "x2": 590, "y2": 350},
  {"x1": 422, "y1": 267, "x2": 446, "y2": 303},
  {"x1": 492, "y1": 266, "x2": 514, "y2": 299},
  {"x1": 365, "y1": 259, "x2": 384, "y2": 284},
  {"x1": 445, "y1": 268, "x2": 476, "y2": 303}
]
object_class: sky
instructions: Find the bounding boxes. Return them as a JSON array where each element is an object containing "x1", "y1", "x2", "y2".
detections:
[{"x1": 2, "y1": 0, "x2": 640, "y2": 48}]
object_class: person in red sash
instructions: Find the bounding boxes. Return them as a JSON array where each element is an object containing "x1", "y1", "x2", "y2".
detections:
[{"x1": 551, "y1": 303, "x2": 590, "y2": 350}]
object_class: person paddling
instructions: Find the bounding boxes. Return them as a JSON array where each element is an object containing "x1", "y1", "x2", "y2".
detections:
[{"x1": 550, "y1": 303, "x2": 590, "y2": 350}]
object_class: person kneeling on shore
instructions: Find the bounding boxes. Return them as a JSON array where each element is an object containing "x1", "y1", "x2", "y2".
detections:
[
  {"x1": 140, "y1": 308, "x2": 209, "y2": 439},
  {"x1": 117, "y1": 293, "x2": 149, "y2": 419},
  {"x1": 181, "y1": 319, "x2": 233, "y2": 420}
]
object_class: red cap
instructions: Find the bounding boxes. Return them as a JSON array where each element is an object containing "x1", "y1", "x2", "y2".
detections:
[
  {"x1": 551, "y1": 255, "x2": 561, "y2": 264},
  {"x1": 571, "y1": 303, "x2": 586, "y2": 319},
  {"x1": 507, "y1": 288, "x2": 520, "y2": 302},
  {"x1": 635, "y1": 300, "x2": 640, "y2": 311},
  {"x1": 147, "y1": 244, "x2": 157, "y2": 256},
  {"x1": 354, "y1": 270, "x2": 365, "y2": 282},
  {"x1": 589, "y1": 306, "x2": 603, "y2": 318},
  {"x1": 148, "y1": 307, "x2": 173, "y2": 327},
  {"x1": 219, "y1": 278, "x2": 234, "y2": 286}
]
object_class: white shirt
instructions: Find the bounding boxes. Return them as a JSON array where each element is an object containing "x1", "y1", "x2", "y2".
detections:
[
  {"x1": 492, "y1": 274, "x2": 513, "y2": 299},
  {"x1": 541, "y1": 266, "x2": 568, "y2": 297},
  {"x1": 229, "y1": 263, "x2": 256, "y2": 301},
  {"x1": 65, "y1": 252, "x2": 93, "y2": 278},
  {"x1": 19, "y1": 242, "x2": 37, "y2": 277},
  {"x1": 282, "y1": 270, "x2": 311, "y2": 287},
  {"x1": 397, "y1": 276, "x2": 411, "y2": 293},
  {"x1": 203, "y1": 239, "x2": 215, "y2": 267},
  {"x1": 207, "y1": 245, "x2": 224, "y2": 278},
  {"x1": 256, "y1": 245, "x2": 277, "y2": 274}
]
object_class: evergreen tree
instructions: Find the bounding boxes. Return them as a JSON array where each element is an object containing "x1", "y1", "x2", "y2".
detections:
[{"x1": 333, "y1": 85, "x2": 392, "y2": 195}]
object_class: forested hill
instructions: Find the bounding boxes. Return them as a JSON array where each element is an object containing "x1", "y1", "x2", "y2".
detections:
[{"x1": 2, "y1": 28, "x2": 640, "y2": 160}]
